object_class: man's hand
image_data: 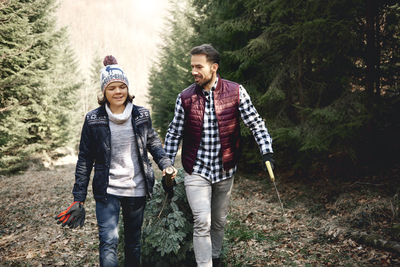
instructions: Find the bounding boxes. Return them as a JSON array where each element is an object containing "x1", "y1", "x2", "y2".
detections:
[
  {"x1": 263, "y1": 153, "x2": 276, "y2": 182},
  {"x1": 161, "y1": 166, "x2": 177, "y2": 198},
  {"x1": 55, "y1": 201, "x2": 85, "y2": 228},
  {"x1": 262, "y1": 153, "x2": 275, "y2": 170}
]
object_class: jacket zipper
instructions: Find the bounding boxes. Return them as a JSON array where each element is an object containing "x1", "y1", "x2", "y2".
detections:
[{"x1": 132, "y1": 115, "x2": 150, "y2": 197}]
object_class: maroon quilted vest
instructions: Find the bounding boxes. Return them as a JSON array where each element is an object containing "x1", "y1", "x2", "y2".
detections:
[{"x1": 180, "y1": 76, "x2": 240, "y2": 174}]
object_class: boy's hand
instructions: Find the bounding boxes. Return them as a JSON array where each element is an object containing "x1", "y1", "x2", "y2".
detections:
[
  {"x1": 162, "y1": 166, "x2": 177, "y2": 198},
  {"x1": 55, "y1": 201, "x2": 85, "y2": 228}
]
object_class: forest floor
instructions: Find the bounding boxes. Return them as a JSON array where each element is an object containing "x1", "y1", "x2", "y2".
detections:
[
  {"x1": 0, "y1": 156, "x2": 399, "y2": 266},
  {"x1": 224, "y1": 165, "x2": 400, "y2": 266}
]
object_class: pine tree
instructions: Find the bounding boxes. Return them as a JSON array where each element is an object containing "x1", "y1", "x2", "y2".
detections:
[
  {"x1": 85, "y1": 54, "x2": 102, "y2": 114},
  {"x1": 186, "y1": 0, "x2": 400, "y2": 174},
  {"x1": 0, "y1": 0, "x2": 82, "y2": 173},
  {"x1": 147, "y1": 0, "x2": 195, "y2": 138},
  {"x1": 40, "y1": 34, "x2": 83, "y2": 151}
]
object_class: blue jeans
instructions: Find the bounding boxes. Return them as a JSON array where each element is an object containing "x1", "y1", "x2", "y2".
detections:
[{"x1": 95, "y1": 194, "x2": 146, "y2": 267}]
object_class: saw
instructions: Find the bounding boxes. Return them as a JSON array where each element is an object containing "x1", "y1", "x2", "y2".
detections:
[{"x1": 265, "y1": 161, "x2": 292, "y2": 236}]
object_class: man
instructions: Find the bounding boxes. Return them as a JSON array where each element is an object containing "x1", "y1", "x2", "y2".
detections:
[{"x1": 164, "y1": 44, "x2": 274, "y2": 267}]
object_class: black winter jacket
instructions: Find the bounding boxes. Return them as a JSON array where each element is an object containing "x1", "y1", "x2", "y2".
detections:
[{"x1": 72, "y1": 104, "x2": 171, "y2": 202}]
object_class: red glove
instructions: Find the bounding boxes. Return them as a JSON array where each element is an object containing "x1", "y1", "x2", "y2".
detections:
[{"x1": 55, "y1": 201, "x2": 85, "y2": 228}]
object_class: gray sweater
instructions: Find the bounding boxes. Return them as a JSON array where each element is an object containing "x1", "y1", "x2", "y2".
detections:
[{"x1": 105, "y1": 102, "x2": 146, "y2": 197}]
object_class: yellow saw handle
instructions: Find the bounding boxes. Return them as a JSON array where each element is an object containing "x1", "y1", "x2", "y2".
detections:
[{"x1": 265, "y1": 161, "x2": 275, "y2": 182}]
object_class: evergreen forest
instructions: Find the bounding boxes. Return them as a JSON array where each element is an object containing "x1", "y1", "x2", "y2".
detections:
[
  {"x1": 149, "y1": 0, "x2": 400, "y2": 178},
  {"x1": 0, "y1": 0, "x2": 82, "y2": 174},
  {"x1": 1, "y1": 0, "x2": 400, "y2": 265}
]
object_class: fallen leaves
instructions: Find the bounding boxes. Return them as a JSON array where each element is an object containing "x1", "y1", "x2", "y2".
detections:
[
  {"x1": 0, "y1": 164, "x2": 99, "y2": 266},
  {"x1": 224, "y1": 175, "x2": 400, "y2": 266},
  {"x1": 1, "y1": 163, "x2": 400, "y2": 266}
]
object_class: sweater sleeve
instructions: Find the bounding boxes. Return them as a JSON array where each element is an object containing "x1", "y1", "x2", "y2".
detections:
[{"x1": 146, "y1": 117, "x2": 172, "y2": 171}]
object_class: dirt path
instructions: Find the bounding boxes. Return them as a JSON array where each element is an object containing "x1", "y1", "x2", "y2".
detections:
[
  {"x1": 0, "y1": 163, "x2": 399, "y2": 266},
  {"x1": 0, "y1": 163, "x2": 99, "y2": 266}
]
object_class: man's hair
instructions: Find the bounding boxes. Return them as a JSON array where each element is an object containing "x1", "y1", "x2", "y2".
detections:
[{"x1": 190, "y1": 44, "x2": 220, "y2": 65}]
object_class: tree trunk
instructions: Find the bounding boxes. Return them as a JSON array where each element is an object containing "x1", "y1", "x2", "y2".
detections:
[
  {"x1": 366, "y1": 0, "x2": 378, "y2": 96},
  {"x1": 375, "y1": 11, "x2": 382, "y2": 96},
  {"x1": 297, "y1": 53, "x2": 305, "y2": 122},
  {"x1": 321, "y1": 221, "x2": 400, "y2": 255}
]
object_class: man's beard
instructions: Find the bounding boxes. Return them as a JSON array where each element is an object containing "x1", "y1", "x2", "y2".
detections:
[
  {"x1": 195, "y1": 73, "x2": 215, "y2": 88},
  {"x1": 199, "y1": 77, "x2": 212, "y2": 88}
]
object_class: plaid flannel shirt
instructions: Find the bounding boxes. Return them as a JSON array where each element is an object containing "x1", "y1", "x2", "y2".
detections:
[{"x1": 164, "y1": 78, "x2": 273, "y2": 183}]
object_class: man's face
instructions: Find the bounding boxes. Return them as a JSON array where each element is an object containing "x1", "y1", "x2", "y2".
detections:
[{"x1": 191, "y1": 54, "x2": 218, "y2": 88}]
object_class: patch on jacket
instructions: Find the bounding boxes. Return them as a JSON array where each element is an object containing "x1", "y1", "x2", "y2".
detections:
[
  {"x1": 135, "y1": 110, "x2": 150, "y2": 125},
  {"x1": 87, "y1": 114, "x2": 108, "y2": 126}
]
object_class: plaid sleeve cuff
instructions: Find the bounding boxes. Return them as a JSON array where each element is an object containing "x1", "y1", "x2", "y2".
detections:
[{"x1": 239, "y1": 85, "x2": 273, "y2": 154}]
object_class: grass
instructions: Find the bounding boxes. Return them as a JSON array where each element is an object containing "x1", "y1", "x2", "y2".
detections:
[
  {"x1": 226, "y1": 218, "x2": 266, "y2": 242},
  {"x1": 226, "y1": 217, "x2": 286, "y2": 244}
]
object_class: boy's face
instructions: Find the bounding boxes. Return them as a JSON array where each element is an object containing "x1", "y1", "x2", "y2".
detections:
[
  {"x1": 105, "y1": 81, "x2": 128, "y2": 108},
  {"x1": 191, "y1": 54, "x2": 218, "y2": 88}
]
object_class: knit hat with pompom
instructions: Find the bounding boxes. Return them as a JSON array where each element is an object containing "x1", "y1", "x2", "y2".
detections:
[{"x1": 100, "y1": 55, "x2": 129, "y2": 92}]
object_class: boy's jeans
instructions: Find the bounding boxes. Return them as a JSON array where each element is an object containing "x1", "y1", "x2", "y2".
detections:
[
  {"x1": 95, "y1": 194, "x2": 146, "y2": 267},
  {"x1": 184, "y1": 173, "x2": 234, "y2": 267}
]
